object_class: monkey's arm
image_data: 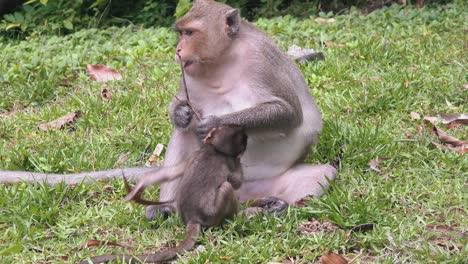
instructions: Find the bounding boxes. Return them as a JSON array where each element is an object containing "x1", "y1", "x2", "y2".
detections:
[
  {"x1": 197, "y1": 99, "x2": 302, "y2": 138},
  {"x1": 227, "y1": 158, "x2": 243, "y2": 190},
  {"x1": 125, "y1": 162, "x2": 186, "y2": 202}
]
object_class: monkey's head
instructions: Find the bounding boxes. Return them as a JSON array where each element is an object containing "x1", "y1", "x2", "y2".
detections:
[
  {"x1": 203, "y1": 125, "x2": 247, "y2": 157},
  {"x1": 174, "y1": 0, "x2": 241, "y2": 77}
]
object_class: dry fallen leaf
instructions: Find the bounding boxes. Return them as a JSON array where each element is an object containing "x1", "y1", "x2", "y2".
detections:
[
  {"x1": 423, "y1": 117, "x2": 467, "y2": 154},
  {"x1": 102, "y1": 185, "x2": 113, "y2": 191},
  {"x1": 115, "y1": 153, "x2": 128, "y2": 165},
  {"x1": 368, "y1": 158, "x2": 388, "y2": 173},
  {"x1": 76, "y1": 239, "x2": 127, "y2": 250},
  {"x1": 345, "y1": 223, "x2": 375, "y2": 242},
  {"x1": 320, "y1": 253, "x2": 348, "y2": 264},
  {"x1": 38, "y1": 111, "x2": 81, "y2": 131},
  {"x1": 87, "y1": 64, "x2": 122, "y2": 82},
  {"x1": 101, "y1": 88, "x2": 113, "y2": 100},
  {"x1": 324, "y1": 41, "x2": 345, "y2": 47},
  {"x1": 425, "y1": 113, "x2": 468, "y2": 127},
  {"x1": 410, "y1": 112, "x2": 421, "y2": 120},
  {"x1": 431, "y1": 141, "x2": 468, "y2": 154},
  {"x1": 315, "y1": 17, "x2": 336, "y2": 24},
  {"x1": 432, "y1": 126, "x2": 467, "y2": 146}
]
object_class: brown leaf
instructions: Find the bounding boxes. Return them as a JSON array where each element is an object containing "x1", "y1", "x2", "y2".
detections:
[
  {"x1": 432, "y1": 239, "x2": 463, "y2": 252},
  {"x1": 324, "y1": 41, "x2": 345, "y2": 47},
  {"x1": 410, "y1": 112, "x2": 421, "y2": 120},
  {"x1": 425, "y1": 113, "x2": 468, "y2": 127},
  {"x1": 368, "y1": 158, "x2": 387, "y2": 173},
  {"x1": 102, "y1": 185, "x2": 113, "y2": 191},
  {"x1": 447, "y1": 122, "x2": 465, "y2": 130},
  {"x1": 431, "y1": 141, "x2": 468, "y2": 154},
  {"x1": 38, "y1": 111, "x2": 81, "y2": 131},
  {"x1": 76, "y1": 239, "x2": 126, "y2": 250},
  {"x1": 320, "y1": 253, "x2": 348, "y2": 264},
  {"x1": 432, "y1": 126, "x2": 467, "y2": 147},
  {"x1": 298, "y1": 220, "x2": 339, "y2": 235},
  {"x1": 87, "y1": 64, "x2": 122, "y2": 82},
  {"x1": 424, "y1": 117, "x2": 468, "y2": 154},
  {"x1": 101, "y1": 88, "x2": 113, "y2": 100},
  {"x1": 115, "y1": 153, "x2": 128, "y2": 165},
  {"x1": 345, "y1": 223, "x2": 375, "y2": 242},
  {"x1": 315, "y1": 17, "x2": 336, "y2": 24}
]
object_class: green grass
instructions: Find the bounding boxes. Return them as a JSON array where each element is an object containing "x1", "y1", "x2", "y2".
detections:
[{"x1": 1, "y1": 3, "x2": 467, "y2": 263}]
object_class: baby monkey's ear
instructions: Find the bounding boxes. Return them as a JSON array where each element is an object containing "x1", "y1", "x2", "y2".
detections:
[{"x1": 203, "y1": 127, "x2": 218, "y2": 145}]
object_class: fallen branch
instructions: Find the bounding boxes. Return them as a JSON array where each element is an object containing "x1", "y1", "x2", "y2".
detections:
[{"x1": 0, "y1": 167, "x2": 157, "y2": 185}]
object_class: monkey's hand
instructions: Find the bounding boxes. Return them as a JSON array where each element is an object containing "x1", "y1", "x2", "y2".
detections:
[
  {"x1": 124, "y1": 181, "x2": 145, "y2": 202},
  {"x1": 196, "y1": 115, "x2": 222, "y2": 139},
  {"x1": 172, "y1": 101, "x2": 194, "y2": 128}
]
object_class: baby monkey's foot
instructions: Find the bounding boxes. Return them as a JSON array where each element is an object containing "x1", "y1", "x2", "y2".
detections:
[{"x1": 146, "y1": 205, "x2": 176, "y2": 221}]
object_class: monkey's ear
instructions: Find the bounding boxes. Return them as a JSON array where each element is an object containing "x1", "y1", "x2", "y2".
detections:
[
  {"x1": 225, "y1": 9, "x2": 240, "y2": 37},
  {"x1": 203, "y1": 127, "x2": 218, "y2": 145}
]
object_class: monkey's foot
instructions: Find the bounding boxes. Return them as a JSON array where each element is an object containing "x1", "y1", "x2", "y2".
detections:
[
  {"x1": 238, "y1": 207, "x2": 267, "y2": 219},
  {"x1": 250, "y1": 196, "x2": 289, "y2": 216},
  {"x1": 146, "y1": 205, "x2": 176, "y2": 221}
]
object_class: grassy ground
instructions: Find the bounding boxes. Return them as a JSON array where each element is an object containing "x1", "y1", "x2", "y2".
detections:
[{"x1": 1, "y1": 3, "x2": 467, "y2": 263}]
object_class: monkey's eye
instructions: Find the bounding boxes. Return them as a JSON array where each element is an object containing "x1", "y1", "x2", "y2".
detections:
[{"x1": 183, "y1": 29, "x2": 193, "y2": 36}]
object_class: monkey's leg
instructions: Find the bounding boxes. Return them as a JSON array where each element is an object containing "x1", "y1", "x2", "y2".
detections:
[
  {"x1": 146, "y1": 129, "x2": 198, "y2": 221},
  {"x1": 146, "y1": 204, "x2": 177, "y2": 220},
  {"x1": 200, "y1": 182, "x2": 238, "y2": 224},
  {"x1": 237, "y1": 164, "x2": 337, "y2": 204},
  {"x1": 125, "y1": 162, "x2": 186, "y2": 202}
]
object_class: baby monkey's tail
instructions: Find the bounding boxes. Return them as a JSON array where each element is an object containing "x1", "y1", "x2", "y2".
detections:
[
  {"x1": 79, "y1": 223, "x2": 201, "y2": 264},
  {"x1": 137, "y1": 222, "x2": 200, "y2": 263}
]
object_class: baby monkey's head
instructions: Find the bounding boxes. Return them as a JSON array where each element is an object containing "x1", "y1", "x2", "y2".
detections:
[{"x1": 203, "y1": 125, "x2": 247, "y2": 157}]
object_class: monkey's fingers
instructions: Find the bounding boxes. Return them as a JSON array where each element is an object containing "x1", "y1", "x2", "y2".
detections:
[{"x1": 124, "y1": 185, "x2": 144, "y2": 203}]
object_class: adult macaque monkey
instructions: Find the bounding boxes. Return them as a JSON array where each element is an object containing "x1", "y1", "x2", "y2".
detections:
[
  {"x1": 0, "y1": 0, "x2": 337, "y2": 217},
  {"x1": 149, "y1": 0, "x2": 337, "y2": 220}
]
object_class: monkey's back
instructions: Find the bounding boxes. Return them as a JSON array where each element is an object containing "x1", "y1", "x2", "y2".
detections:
[{"x1": 176, "y1": 147, "x2": 235, "y2": 227}]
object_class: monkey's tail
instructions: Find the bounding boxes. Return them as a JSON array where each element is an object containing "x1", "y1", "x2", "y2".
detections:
[
  {"x1": 133, "y1": 222, "x2": 200, "y2": 263},
  {"x1": 79, "y1": 223, "x2": 201, "y2": 264}
]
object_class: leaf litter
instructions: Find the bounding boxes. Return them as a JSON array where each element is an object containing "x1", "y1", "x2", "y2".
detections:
[
  {"x1": 87, "y1": 64, "x2": 122, "y2": 82},
  {"x1": 38, "y1": 111, "x2": 81, "y2": 131},
  {"x1": 423, "y1": 115, "x2": 468, "y2": 154}
]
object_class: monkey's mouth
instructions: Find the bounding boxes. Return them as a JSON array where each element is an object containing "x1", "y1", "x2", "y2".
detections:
[{"x1": 184, "y1": 61, "x2": 194, "y2": 68}]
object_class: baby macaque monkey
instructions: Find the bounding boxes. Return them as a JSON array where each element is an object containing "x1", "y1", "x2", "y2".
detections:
[{"x1": 80, "y1": 125, "x2": 247, "y2": 264}]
